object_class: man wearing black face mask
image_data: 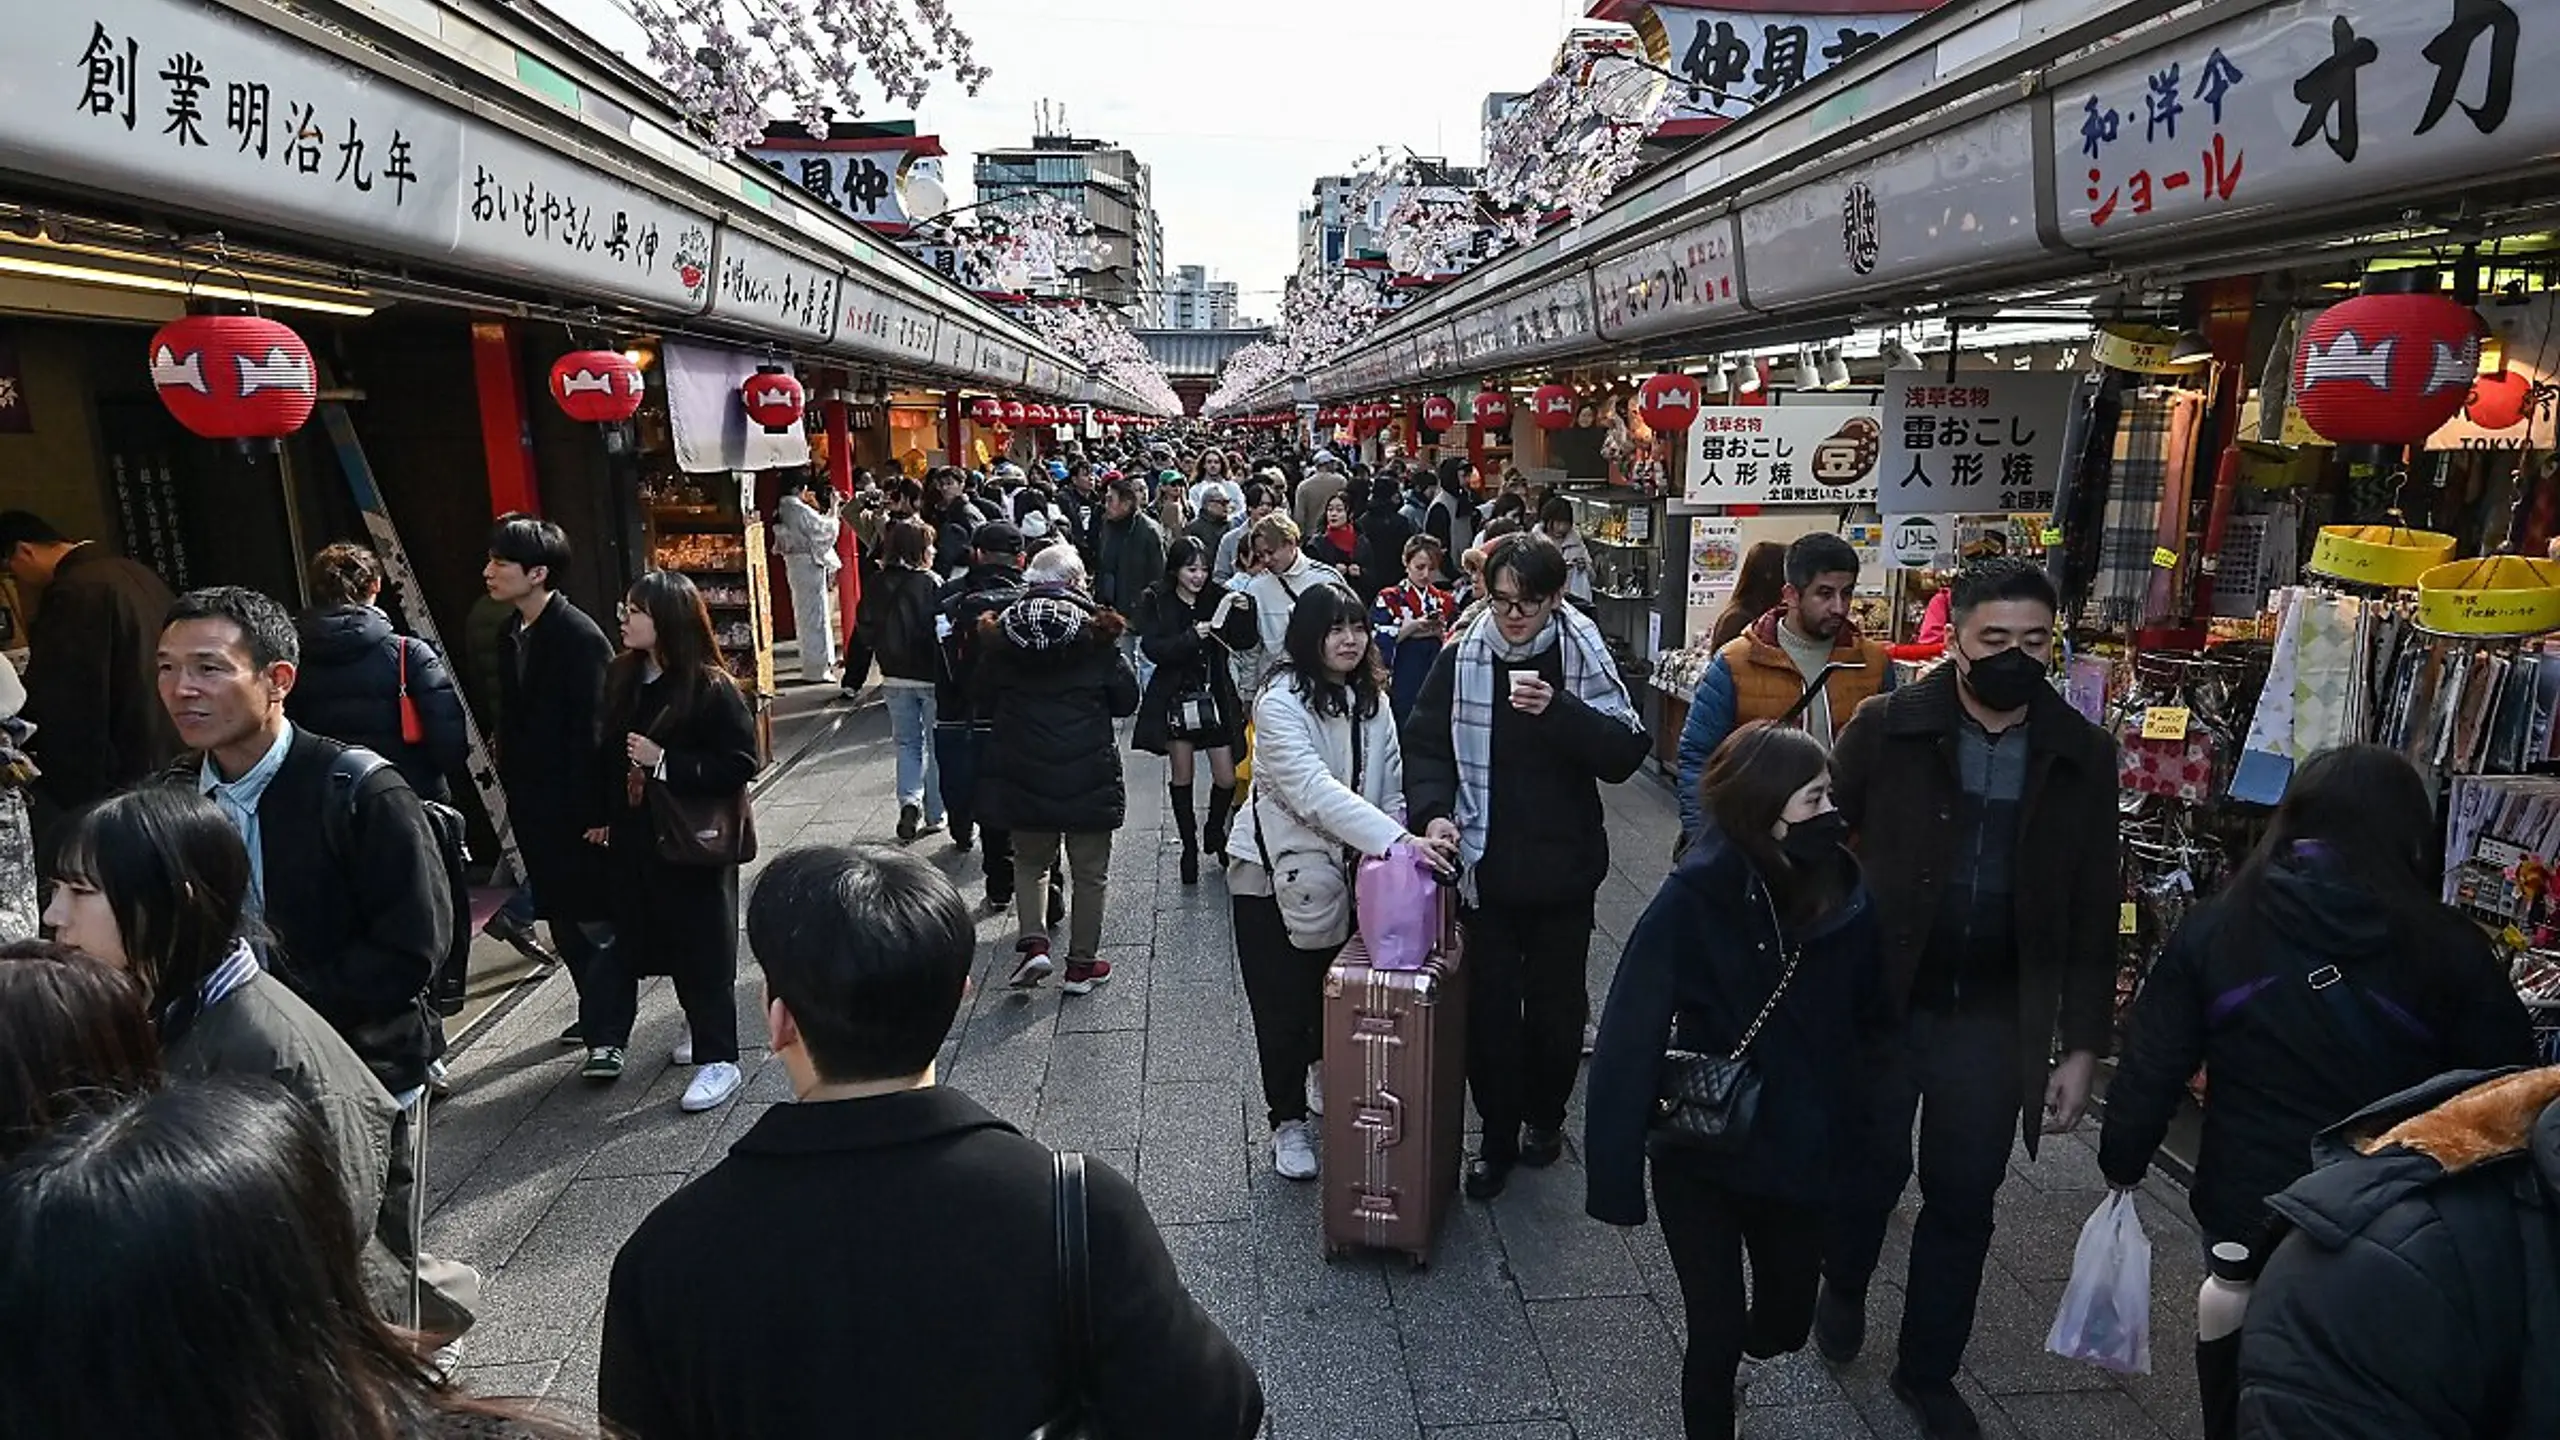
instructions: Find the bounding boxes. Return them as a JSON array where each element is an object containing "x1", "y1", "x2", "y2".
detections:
[{"x1": 1810, "y1": 557, "x2": 2120, "y2": 1440}]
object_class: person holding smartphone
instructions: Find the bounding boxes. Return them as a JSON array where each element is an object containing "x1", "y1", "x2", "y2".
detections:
[
  {"x1": 1371, "y1": 535, "x2": 1455, "y2": 727},
  {"x1": 1132, "y1": 538, "x2": 1257, "y2": 884}
]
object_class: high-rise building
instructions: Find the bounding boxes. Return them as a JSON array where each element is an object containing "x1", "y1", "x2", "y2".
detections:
[
  {"x1": 972, "y1": 127, "x2": 1164, "y2": 320},
  {"x1": 1162, "y1": 265, "x2": 1239, "y2": 330}
]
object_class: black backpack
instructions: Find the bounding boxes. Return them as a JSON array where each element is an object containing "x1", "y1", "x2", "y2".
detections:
[{"x1": 323, "y1": 747, "x2": 473, "y2": 1018}]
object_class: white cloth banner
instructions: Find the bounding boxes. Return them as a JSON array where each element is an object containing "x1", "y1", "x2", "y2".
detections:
[{"x1": 665, "y1": 340, "x2": 810, "y2": 476}]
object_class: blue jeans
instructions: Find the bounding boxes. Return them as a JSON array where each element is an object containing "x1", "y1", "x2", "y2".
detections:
[{"x1": 886, "y1": 687, "x2": 943, "y2": 822}]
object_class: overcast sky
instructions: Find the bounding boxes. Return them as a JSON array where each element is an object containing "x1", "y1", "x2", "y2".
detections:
[{"x1": 548, "y1": 0, "x2": 1586, "y2": 323}]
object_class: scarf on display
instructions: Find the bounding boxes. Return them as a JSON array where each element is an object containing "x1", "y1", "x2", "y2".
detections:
[
  {"x1": 1449, "y1": 604, "x2": 1638, "y2": 904},
  {"x1": 2095, "y1": 391, "x2": 2204, "y2": 626}
]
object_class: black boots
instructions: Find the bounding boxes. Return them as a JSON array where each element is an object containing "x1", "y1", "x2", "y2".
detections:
[
  {"x1": 1204, "y1": 783, "x2": 1236, "y2": 859},
  {"x1": 1170, "y1": 783, "x2": 1200, "y2": 885}
]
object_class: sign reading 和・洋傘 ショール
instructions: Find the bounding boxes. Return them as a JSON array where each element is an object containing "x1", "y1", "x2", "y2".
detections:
[{"x1": 1877, "y1": 375, "x2": 2078, "y2": 518}]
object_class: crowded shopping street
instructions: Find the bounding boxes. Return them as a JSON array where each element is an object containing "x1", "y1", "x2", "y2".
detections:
[{"x1": 9, "y1": 0, "x2": 2560, "y2": 1438}]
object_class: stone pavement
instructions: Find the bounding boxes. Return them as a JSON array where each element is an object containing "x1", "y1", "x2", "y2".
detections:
[{"x1": 431, "y1": 703, "x2": 2210, "y2": 1440}]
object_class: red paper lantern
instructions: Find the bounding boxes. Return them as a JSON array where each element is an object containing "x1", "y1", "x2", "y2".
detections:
[
  {"x1": 741, "y1": 367, "x2": 805, "y2": 434},
  {"x1": 969, "y1": 396, "x2": 1002, "y2": 424},
  {"x1": 1420, "y1": 394, "x2": 1458, "y2": 430},
  {"x1": 547, "y1": 350, "x2": 644, "y2": 424},
  {"x1": 2467, "y1": 370, "x2": 2536, "y2": 432},
  {"x1": 1473, "y1": 391, "x2": 1513, "y2": 429},
  {"x1": 148, "y1": 315, "x2": 316, "y2": 439},
  {"x1": 2293, "y1": 293, "x2": 2482, "y2": 446},
  {"x1": 1532, "y1": 383, "x2": 1578, "y2": 431},
  {"x1": 1002, "y1": 400, "x2": 1027, "y2": 424},
  {"x1": 1637, "y1": 373, "x2": 1703, "y2": 433}
]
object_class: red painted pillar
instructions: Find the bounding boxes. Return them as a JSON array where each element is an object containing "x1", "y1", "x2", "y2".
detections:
[
  {"x1": 469, "y1": 319, "x2": 540, "y2": 517},
  {"x1": 943, "y1": 391, "x2": 965, "y2": 469},
  {"x1": 822, "y1": 393, "x2": 854, "y2": 497}
]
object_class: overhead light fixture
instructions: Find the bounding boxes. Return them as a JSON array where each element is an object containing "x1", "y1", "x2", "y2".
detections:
[
  {"x1": 1736, "y1": 358, "x2": 1763, "y2": 395},
  {"x1": 1819, "y1": 347, "x2": 1853, "y2": 390},
  {"x1": 0, "y1": 246, "x2": 378, "y2": 316},
  {"x1": 1882, "y1": 335, "x2": 1924, "y2": 371},
  {"x1": 2165, "y1": 328, "x2": 2213, "y2": 366},
  {"x1": 1703, "y1": 359, "x2": 1731, "y2": 397}
]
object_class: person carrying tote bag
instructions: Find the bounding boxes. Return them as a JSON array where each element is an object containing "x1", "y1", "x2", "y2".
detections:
[
  {"x1": 579, "y1": 570, "x2": 760, "y2": 1114},
  {"x1": 1584, "y1": 721, "x2": 1891, "y2": 1440}
]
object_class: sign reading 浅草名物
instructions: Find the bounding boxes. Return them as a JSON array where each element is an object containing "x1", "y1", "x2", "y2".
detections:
[{"x1": 1877, "y1": 374, "x2": 2078, "y2": 518}]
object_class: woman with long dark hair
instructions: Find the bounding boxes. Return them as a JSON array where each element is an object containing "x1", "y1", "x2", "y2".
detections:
[
  {"x1": 1708, "y1": 542, "x2": 1788, "y2": 651},
  {"x1": 1586, "y1": 722, "x2": 1887, "y2": 1439},
  {"x1": 1132, "y1": 536, "x2": 1256, "y2": 884},
  {"x1": 1223, "y1": 583, "x2": 1455, "y2": 1181},
  {"x1": 2099, "y1": 742, "x2": 2533, "y2": 1440},
  {"x1": 0, "y1": 1078, "x2": 579, "y2": 1439},
  {"x1": 0, "y1": 939, "x2": 159, "y2": 1162},
  {"x1": 40, "y1": 788, "x2": 402, "y2": 1278},
  {"x1": 579, "y1": 570, "x2": 759, "y2": 1113}
]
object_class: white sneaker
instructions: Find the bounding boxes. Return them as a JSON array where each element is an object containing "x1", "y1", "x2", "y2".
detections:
[
  {"x1": 680, "y1": 1060, "x2": 744, "y2": 1113},
  {"x1": 1305, "y1": 1062, "x2": 1325, "y2": 1117},
  {"x1": 1272, "y1": 1119, "x2": 1319, "y2": 1181},
  {"x1": 671, "y1": 1030, "x2": 695, "y2": 1066}
]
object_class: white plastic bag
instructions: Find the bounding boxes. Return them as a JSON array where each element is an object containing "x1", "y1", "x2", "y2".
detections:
[{"x1": 2045, "y1": 1191, "x2": 2153, "y2": 1375}]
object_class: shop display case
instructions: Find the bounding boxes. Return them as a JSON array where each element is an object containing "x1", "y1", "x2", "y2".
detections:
[{"x1": 639, "y1": 471, "x2": 777, "y2": 760}]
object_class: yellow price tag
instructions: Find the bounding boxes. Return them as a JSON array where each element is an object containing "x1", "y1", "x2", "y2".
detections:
[
  {"x1": 2141, "y1": 706, "x2": 2192, "y2": 741},
  {"x1": 2118, "y1": 902, "x2": 2139, "y2": 936},
  {"x1": 2151, "y1": 546, "x2": 2179, "y2": 569},
  {"x1": 2039, "y1": 527, "x2": 2064, "y2": 546}
]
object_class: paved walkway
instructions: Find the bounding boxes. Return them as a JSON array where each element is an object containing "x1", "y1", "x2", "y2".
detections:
[{"x1": 432, "y1": 703, "x2": 2209, "y2": 1440}]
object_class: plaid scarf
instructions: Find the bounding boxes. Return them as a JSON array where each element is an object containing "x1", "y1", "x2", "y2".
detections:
[
  {"x1": 1450, "y1": 604, "x2": 1638, "y2": 903},
  {"x1": 2095, "y1": 391, "x2": 2203, "y2": 626}
]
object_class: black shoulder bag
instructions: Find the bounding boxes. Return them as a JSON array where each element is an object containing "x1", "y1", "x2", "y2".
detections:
[
  {"x1": 1028, "y1": 1151, "x2": 1099, "y2": 1440},
  {"x1": 1652, "y1": 884, "x2": 1799, "y2": 1156}
]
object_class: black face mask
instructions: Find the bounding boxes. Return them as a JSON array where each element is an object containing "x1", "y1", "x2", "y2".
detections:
[
  {"x1": 1960, "y1": 645, "x2": 2047, "y2": 713},
  {"x1": 1779, "y1": 811, "x2": 1848, "y2": 866}
]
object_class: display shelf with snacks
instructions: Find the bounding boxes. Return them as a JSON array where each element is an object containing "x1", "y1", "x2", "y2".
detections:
[
  {"x1": 1557, "y1": 488, "x2": 1661, "y2": 660},
  {"x1": 641, "y1": 473, "x2": 777, "y2": 712}
]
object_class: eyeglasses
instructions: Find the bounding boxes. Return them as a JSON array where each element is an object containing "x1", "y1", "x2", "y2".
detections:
[
  {"x1": 615, "y1": 601, "x2": 635, "y2": 621},
  {"x1": 1484, "y1": 592, "x2": 1551, "y2": 619}
]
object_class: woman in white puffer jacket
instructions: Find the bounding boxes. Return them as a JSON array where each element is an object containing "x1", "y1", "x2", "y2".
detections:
[{"x1": 1223, "y1": 580, "x2": 1455, "y2": 1181}]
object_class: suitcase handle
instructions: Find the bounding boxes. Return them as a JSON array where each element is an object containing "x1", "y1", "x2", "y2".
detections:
[{"x1": 1351, "y1": 1089, "x2": 1404, "y2": 1149}]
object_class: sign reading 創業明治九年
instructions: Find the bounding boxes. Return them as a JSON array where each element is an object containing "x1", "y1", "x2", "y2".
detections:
[{"x1": 2053, "y1": 0, "x2": 2548, "y2": 244}]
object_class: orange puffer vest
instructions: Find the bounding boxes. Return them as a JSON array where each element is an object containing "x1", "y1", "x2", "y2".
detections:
[{"x1": 1715, "y1": 608, "x2": 1890, "y2": 745}]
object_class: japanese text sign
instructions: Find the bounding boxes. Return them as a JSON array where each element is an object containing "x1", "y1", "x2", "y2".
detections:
[
  {"x1": 1684, "y1": 404, "x2": 1884, "y2": 505},
  {"x1": 1596, "y1": 214, "x2": 1743, "y2": 343},
  {"x1": 2055, "y1": 0, "x2": 2550, "y2": 244},
  {"x1": 704, "y1": 230, "x2": 841, "y2": 344},
  {"x1": 1642, "y1": 5, "x2": 1924, "y2": 127},
  {"x1": 1878, "y1": 374, "x2": 2077, "y2": 517},
  {"x1": 746, "y1": 144, "x2": 915, "y2": 229},
  {"x1": 456, "y1": 126, "x2": 713, "y2": 311}
]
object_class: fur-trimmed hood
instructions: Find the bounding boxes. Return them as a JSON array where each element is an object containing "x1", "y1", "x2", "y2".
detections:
[{"x1": 2270, "y1": 1066, "x2": 2560, "y2": 1248}]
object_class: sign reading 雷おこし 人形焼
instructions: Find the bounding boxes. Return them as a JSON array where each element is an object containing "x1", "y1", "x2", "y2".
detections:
[
  {"x1": 1683, "y1": 406, "x2": 1883, "y2": 506},
  {"x1": 1877, "y1": 374, "x2": 2079, "y2": 518}
]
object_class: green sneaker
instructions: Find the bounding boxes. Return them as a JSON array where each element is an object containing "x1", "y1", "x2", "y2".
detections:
[{"x1": 580, "y1": 1046, "x2": 626, "y2": 1081}]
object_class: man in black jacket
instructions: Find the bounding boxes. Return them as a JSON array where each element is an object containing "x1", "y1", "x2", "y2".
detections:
[
  {"x1": 2238, "y1": 1065, "x2": 2560, "y2": 1440},
  {"x1": 0, "y1": 510, "x2": 181, "y2": 842},
  {"x1": 601, "y1": 843, "x2": 1262, "y2": 1440},
  {"x1": 936, "y1": 521, "x2": 1028, "y2": 902},
  {"x1": 1405, "y1": 533, "x2": 1649, "y2": 1201},
  {"x1": 157, "y1": 585, "x2": 452, "y2": 1095},
  {"x1": 1816, "y1": 558, "x2": 2118, "y2": 1440},
  {"x1": 485, "y1": 515, "x2": 616, "y2": 1047}
]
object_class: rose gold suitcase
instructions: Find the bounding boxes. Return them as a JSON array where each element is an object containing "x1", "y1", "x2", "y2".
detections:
[{"x1": 1320, "y1": 892, "x2": 1466, "y2": 1267}]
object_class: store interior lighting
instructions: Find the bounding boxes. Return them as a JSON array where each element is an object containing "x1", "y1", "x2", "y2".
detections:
[
  {"x1": 0, "y1": 236, "x2": 378, "y2": 317},
  {"x1": 1818, "y1": 347, "x2": 1854, "y2": 390},
  {"x1": 1702, "y1": 359, "x2": 1731, "y2": 396},
  {"x1": 2165, "y1": 328, "x2": 2214, "y2": 366},
  {"x1": 1881, "y1": 335, "x2": 1924, "y2": 371},
  {"x1": 1736, "y1": 358, "x2": 1763, "y2": 395}
]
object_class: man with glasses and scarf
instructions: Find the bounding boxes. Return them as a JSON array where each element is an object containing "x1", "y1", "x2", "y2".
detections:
[
  {"x1": 1403, "y1": 532, "x2": 1649, "y2": 1201},
  {"x1": 1813, "y1": 557, "x2": 2119, "y2": 1440}
]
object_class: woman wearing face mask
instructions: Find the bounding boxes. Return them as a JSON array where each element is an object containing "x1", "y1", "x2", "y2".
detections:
[{"x1": 1584, "y1": 721, "x2": 1890, "y2": 1440}]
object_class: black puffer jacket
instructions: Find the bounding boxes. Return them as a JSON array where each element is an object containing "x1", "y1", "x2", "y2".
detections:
[
  {"x1": 1585, "y1": 828, "x2": 1890, "y2": 1222},
  {"x1": 857, "y1": 566, "x2": 944, "y2": 685},
  {"x1": 2239, "y1": 1066, "x2": 2560, "y2": 1440},
  {"x1": 285, "y1": 605, "x2": 468, "y2": 801},
  {"x1": 973, "y1": 589, "x2": 1139, "y2": 833},
  {"x1": 2100, "y1": 851, "x2": 2534, "y2": 1244}
]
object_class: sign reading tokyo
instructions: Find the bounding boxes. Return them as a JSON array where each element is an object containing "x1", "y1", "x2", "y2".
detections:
[{"x1": 1877, "y1": 374, "x2": 2079, "y2": 518}]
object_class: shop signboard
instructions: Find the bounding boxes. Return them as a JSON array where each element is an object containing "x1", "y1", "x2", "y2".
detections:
[
  {"x1": 974, "y1": 335, "x2": 1027, "y2": 386},
  {"x1": 837, "y1": 280, "x2": 939, "y2": 367},
  {"x1": 1414, "y1": 322, "x2": 1458, "y2": 379},
  {"x1": 1453, "y1": 304, "x2": 1507, "y2": 368},
  {"x1": 1635, "y1": 4, "x2": 1930, "y2": 130},
  {"x1": 13, "y1": 0, "x2": 467, "y2": 253},
  {"x1": 1739, "y1": 105, "x2": 2045, "y2": 310},
  {"x1": 2053, "y1": 0, "x2": 2559, "y2": 246},
  {"x1": 1500, "y1": 273, "x2": 1597, "y2": 363},
  {"x1": 1888, "y1": 513, "x2": 1948, "y2": 567},
  {"x1": 1683, "y1": 404, "x2": 1885, "y2": 506},
  {"x1": 456, "y1": 126, "x2": 714, "y2": 312},
  {"x1": 1595, "y1": 213, "x2": 1744, "y2": 343},
  {"x1": 745, "y1": 137, "x2": 935, "y2": 232},
  {"x1": 938, "y1": 320, "x2": 978, "y2": 378},
  {"x1": 1023, "y1": 352, "x2": 1070, "y2": 398},
  {"x1": 1877, "y1": 373, "x2": 2078, "y2": 517},
  {"x1": 1687, "y1": 516, "x2": 1745, "y2": 607},
  {"x1": 2429, "y1": 295, "x2": 2560, "y2": 451},
  {"x1": 704, "y1": 228, "x2": 840, "y2": 345}
]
